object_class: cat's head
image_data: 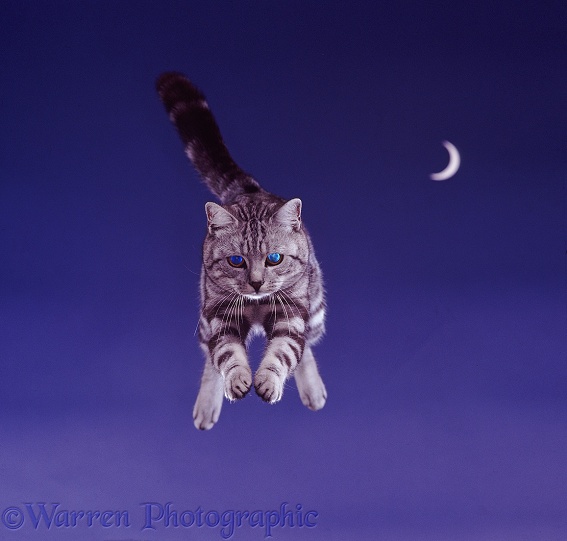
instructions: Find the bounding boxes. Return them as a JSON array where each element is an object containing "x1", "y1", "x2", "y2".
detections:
[{"x1": 202, "y1": 198, "x2": 308, "y2": 299}]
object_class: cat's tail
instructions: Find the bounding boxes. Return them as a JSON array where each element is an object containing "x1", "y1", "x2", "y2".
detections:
[{"x1": 156, "y1": 72, "x2": 261, "y2": 204}]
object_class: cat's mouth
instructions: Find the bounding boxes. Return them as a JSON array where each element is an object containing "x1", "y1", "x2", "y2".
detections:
[{"x1": 243, "y1": 292, "x2": 272, "y2": 301}]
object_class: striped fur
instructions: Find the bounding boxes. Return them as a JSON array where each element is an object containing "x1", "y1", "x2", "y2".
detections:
[{"x1": 156, "y1": 73, "x2": 327, "y2": 429}]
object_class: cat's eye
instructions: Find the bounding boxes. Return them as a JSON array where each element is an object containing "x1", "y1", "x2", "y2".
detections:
[
  {"x1": 228, "y1": 255, "x2": 246, "y2": 268},
  {"x1": 266, "y1": 252, "x2": 283, "y2": 266}
]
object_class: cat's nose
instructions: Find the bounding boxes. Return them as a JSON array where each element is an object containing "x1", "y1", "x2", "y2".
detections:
[{"x1": 249, "y1": 280, "x2": 264, "y2": 293}]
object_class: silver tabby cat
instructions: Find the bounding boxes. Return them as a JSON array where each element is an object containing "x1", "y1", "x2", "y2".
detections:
[{"x1": 156, "y1": 73, "x2": 327, "y2": 430}]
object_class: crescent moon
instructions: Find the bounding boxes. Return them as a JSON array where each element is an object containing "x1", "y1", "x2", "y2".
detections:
[{"x1": 430, "y1": 140, "x2": 460, "y2": 181}]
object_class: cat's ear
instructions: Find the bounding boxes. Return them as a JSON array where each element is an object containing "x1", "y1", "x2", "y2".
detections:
[
  {"x1": 205, "y1": 202, "x2": 237, "y2": 233},
  {"x1": 274, "y1": 198, "x2": 302, "y2": 231}
]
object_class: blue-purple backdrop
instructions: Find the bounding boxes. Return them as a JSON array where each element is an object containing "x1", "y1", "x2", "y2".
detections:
[{"x1": 1, "y1": 1, "x2": 565, "y2": 539}]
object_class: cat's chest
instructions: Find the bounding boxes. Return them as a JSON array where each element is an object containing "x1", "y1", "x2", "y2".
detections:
[{"x1": 242, "y1": 301, "x2": 272, "y2": 324}]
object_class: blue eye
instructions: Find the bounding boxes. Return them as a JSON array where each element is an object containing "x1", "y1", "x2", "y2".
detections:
[
  {"x1": 228, "y1": 255, "x2": 245, "y2": 268},
  {"x1": 266, "y1": 252, "x2": 283, "y2": 266}
]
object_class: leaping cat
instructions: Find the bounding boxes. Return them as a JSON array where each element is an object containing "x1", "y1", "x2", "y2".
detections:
[{"x1": 156, "y1": 73, "x2": 327, "y2": 429}]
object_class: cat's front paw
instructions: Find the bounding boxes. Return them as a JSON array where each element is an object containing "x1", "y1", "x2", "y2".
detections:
[
  {"x1": 254, "y1": 367, "x2": 284, "y2": 404},
  {"x1": 224, "y1": 365, "x2": 252, "y2": 401}
]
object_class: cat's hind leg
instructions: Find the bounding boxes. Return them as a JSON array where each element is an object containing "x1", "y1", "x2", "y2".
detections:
[
  {"x1": 193, "y1": 357, "x2": 224, "y2": 430},
  {"x1": 294, "y1": 346, "x2": 327, "y2": 411}
]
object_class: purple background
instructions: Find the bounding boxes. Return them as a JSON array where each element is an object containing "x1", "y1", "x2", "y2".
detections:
[{"x1": 1, "y1": 1, "x2": 565, "y2": 539}]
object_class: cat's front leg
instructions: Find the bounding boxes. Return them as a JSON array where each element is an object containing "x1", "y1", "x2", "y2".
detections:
[
  {"x1": 254, "y1": 333, "x2": 305, "y2": 403},
  {"x1": 193, "y1": 334, "x2": 251, "y2": 429},
  {"x1": 209, "y1": 336, "x2": 252, "y2": 401}
]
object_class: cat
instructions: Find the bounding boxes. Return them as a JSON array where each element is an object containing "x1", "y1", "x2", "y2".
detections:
[{"x1": 156, "y1": 73, "x2": 327, "y2": 429}]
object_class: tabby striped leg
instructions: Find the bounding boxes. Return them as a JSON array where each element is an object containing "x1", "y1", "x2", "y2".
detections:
[
  {"x1": 254, "y1": 333, "x2": 305, "y2": 403},
  {"x1": 294, "y1": 346, "x2": 327, "y2": 410},
  {"x1": 209, "y1": 335, "x2": 252, "y2": 401}
]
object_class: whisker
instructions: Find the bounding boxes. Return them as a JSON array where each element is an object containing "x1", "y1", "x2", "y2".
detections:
[
  {"x1": 270, "y1": 293, "x2": 277, "y2": 327},
  {"x1": 219, "y1": 292, "x2": 237, "y2": 337},
  {"x1": 195, "y1": 288, "x2": 233, "y2": 339},
  {"x1": 183, "y1": 265, "x2": 200, "y2": 276},
  {"x1": 222, "y1": 293, "x2": 241, "y2": 339},
  {"x1": 276, "y1": 292, "x2": 292, "y2": 337},
  {"x1": 237, "y1": 294, "x2": 245, "y2": 327},
  {"x1": 280, "y1": 289, "x2": 302, "y2": 319},
  {"x1": 211, "y1": 290, "x2": 236, "y2": 321}
]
